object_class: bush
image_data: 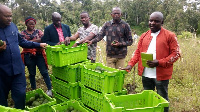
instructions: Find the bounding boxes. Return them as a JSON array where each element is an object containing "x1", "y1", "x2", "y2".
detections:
[{"x1": 177, "y1": 31, "x2": 193, "y2": 39}]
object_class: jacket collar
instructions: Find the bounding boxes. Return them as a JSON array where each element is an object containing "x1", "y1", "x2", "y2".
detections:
[{"x1": 111, "y1": 19, "x2": 122, "y2": 24}]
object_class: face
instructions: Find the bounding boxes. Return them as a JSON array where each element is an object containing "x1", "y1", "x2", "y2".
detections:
[
  {"x1": 0, "y1": 7, "x2": 12, "y2": 28},
  {"x1": 111, "y1": 9, "x2": 121, "y2": 21},
  {"x1": 80, "y1": 13, "x2": 90, "y2": 26},
  {"x1": 26, "y1": 20, "x2": 35, "y2": 31},
  {"x1": 52, "y1": 16, "x2": 61, "y2": 27},
  {"x1": 149, "y1": 13, "x2": 163, "y2": 33}
]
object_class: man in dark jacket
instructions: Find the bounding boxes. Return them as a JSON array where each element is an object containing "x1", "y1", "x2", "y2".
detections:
[
  {"x1": 0, "y1": 4, "x2": 47, "y2": 109},
  {"x1": 41, "y1": 12, "x2": 71, "y2": 46}
]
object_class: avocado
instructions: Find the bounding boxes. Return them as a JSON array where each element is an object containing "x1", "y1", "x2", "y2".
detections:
[
  {"x1": 39, "y1": 94, "x2": 43, "y2": 98},
  {"x1": 32, "y1": 101, "x2": 40, "y2": 106},
  {"x1": 29, "y1": 96, "x2": 35, "y2": 102},
  {"x1": 0, "y1": 40, "x2": 4, "y2": 46},
  {"x1": 42, "y1": 99, "x2": 49, "y2": 104},
  {"x1": 35, "y1": 93, "x2": 39, "y2": 99},
  {"x1": 68, "y1": 106, "x2": 74, "y2": 111},
  {"x1": 71, "y1": 110, "x2": 77, "y2": 112}
]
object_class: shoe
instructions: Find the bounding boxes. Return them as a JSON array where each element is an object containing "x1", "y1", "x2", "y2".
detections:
[{"x1": 46, "y1": 90, "x2": 52, "y2": 97}]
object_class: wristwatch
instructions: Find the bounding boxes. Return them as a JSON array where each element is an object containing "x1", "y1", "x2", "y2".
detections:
[{"x1": 76, "y1": 41, "x2": 80, "y2": 45}]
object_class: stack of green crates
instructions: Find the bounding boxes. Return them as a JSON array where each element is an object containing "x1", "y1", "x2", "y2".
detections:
[
  {"x1": 79, "y1": 62, "x2": 128, "y2": 111},
  {"x1": 45, "y1": 42, "x2": 169, "y2": 112},
  {"x1": 80, "y1": 62, "x2": 127, "y2": 93},
  {"x1": 47, "y1": 42, "x2": 89, "y2": 104}
]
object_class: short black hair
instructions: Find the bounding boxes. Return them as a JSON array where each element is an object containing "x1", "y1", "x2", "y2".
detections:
[{"x1": 80, "y1": 11, "x2": 89, "y2": 17}]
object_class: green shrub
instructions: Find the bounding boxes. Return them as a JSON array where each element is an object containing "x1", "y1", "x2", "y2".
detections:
[{"x1": 177, "y1": 31, "x2": 192, "y2": 39}]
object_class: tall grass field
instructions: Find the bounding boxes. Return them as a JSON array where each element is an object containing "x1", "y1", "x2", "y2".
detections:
[
  {"x1": 96, "y1": 37, "x2": 200, "y2": 112},
  {"x1": 11, "y1": 35, "x2": 199, "y2": 112}
]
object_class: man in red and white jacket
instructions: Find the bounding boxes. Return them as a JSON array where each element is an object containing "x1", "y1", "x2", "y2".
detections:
[{"x1": 123, "y1": 11, "x2": 180, "y2": 112}]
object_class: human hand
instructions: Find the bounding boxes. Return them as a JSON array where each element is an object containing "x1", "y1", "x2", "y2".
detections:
[
  {"x1": 84, "y1": 40, "x2": 92, "y2": 46},
  {"x1": 40, "y1": 43, "x2": 48, "y2": 49},
  {"x1": 121, "y1": 65, "x2": 132, "y2": 72},
  {"x1": 147, "y1": 60, "x2": 159, "y2": 68},
  {"x1": 111, "y1": 40, "x2": 121, "y2": 47},
  {"x1": 0, "y1": 41, "x2": 6, "y2": 52},
  {"x1": 56, "y1": 42, "x2": 61, "y2": 45},
  {"x1": 64, "y1": 37, "x2": 70, "y2": 46},
  {"x1": 72, "y1": 43, "x2": 78, "y2": 47}
]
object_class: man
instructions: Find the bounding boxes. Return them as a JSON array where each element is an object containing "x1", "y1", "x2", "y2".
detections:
[
  {"x1": 86, "y1": 7, "x2": 133, "y2": 69},
  {"x1": 65, "y1": 11, "x2": 98, "y2": 63},
  {"x1": 0, "y1": 4, "x2": 47, "y2": 109},
  {"x1": 122, "y1": 12, "x2": 181, "y2": 112},
  {"x1": 41, "y1": 12, "x2": 71, "y2": 46}
]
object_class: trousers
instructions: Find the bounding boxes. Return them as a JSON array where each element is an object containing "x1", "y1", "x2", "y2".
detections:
[
  {"x1": 24, "y1": 53, "x2": 51, "y2": 90},
  {"x1": 0, "y1": 72, "x2": 26, "y2": 109}
]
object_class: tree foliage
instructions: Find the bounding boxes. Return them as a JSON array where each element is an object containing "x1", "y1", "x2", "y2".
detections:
[{"x1": 0, "y1": 0, "x2": 200, "y2": 34}]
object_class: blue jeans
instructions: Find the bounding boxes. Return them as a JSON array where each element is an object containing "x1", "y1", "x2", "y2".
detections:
[
  {"x1": 0, "y1": 72, "x2": 26, "y2": 109},
  {"x1": 24, "y1": 53, "x2": 51, "y2": 90},
  {"x1": 142, "y1": 76, "x2": 169, "y2": 112}
]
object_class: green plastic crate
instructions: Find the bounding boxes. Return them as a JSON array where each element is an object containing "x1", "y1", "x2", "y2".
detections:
[
  {"x1": 45, "y1": 41, "x2": 88, "y2": 67},
  {"x1": 25, "y1": 88, "x2": 56, "y2": 112},
  {"x1": 51, "y1": 100, "x2": 93, "y2": 112},
  {"x1": 0, "y1": 105, "x2": 27, "y2": 112},
  {"x1": 0, "y1": 105, "x2": 9, "y2": 112},
  {"x1": 52, "y1": 89, "x2": 69, "y2": 104},
  {"x1": 79, "y1": 83, "x2": 107, "y2": 112},
  {"x1": 105, "y1": 90, "x2": 169, "y2": 112},
  {"x1": 46, "y1": 41, "x2": 76, "y2": 65},
  {"x1": 80, "y1": 62, "x2": 127, "y2": 93},
  {"x1": 114, "y1": 88, "x2": 128, "y2": 96},
  {"x1": 52, "y1": 63, "x2": 81, "y2": 83},
  {"x1": 51, "y1": 75, "x2": 80, "y2": 99}
]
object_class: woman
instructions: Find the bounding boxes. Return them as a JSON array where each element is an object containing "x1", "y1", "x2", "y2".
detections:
[{"x1": 20, "y1": 16, "x2": 52, "y2": 96}]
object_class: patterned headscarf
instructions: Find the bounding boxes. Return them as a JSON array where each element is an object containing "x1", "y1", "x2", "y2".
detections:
[{"x1": 25, "y1": 16, "x2": 36, "y2": 25}]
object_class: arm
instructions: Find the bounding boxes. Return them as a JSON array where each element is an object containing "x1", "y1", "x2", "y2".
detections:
[
  {"x1": 73, "y1": 32, "x2": 95, "y2": 47},
  {"x1": 121, "y1": 23, "x2": 133, "y2": 46},
  {"x1": 112, "y1": 23, "x2": 133, "y2": 47},
  {"x1": 91, "y1": 23, "x2": 107, "y2": 43},
  {"x1": 69, "y1": 33, "x2": 79, "y2": 41},
  {"x1": 157, "y1": 34, "x2": 181, "y2": 68},
  {"x1": 32, "y1": 29, "x2": 43, "y2": 43},
  {"x1": 18, "y1": 33, "x2": 47, "y2": 48},
  {"x1": 79, "y1": 32, "x2": 95, "y2": 43}
]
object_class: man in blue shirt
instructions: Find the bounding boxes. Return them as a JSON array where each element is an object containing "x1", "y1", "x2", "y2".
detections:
[{"x1": 0, "y1": 4, "x2": 47, "y2": 109}]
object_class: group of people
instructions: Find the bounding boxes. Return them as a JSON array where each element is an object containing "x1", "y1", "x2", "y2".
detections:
[{"x1": 0, "y1": 3, "x2": 180, "y2": 112}]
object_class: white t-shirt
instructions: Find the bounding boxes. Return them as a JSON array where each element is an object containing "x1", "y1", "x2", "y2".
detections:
[{"x1": 143, "y1": 30, "x2": 160, "y2": 78}]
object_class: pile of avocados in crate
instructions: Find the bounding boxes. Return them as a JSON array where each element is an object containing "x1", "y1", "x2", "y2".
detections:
[{"x1": 0, "y1": 41, "x2": 169, "y2": 112}]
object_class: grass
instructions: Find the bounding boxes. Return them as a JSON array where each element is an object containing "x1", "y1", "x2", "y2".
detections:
[
  {"x1": 7, "y1": 36, "x2": 200, "y2": 112},
  {"x1": 96, "y1": 37, "x2": 200, "y2": 112}
]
